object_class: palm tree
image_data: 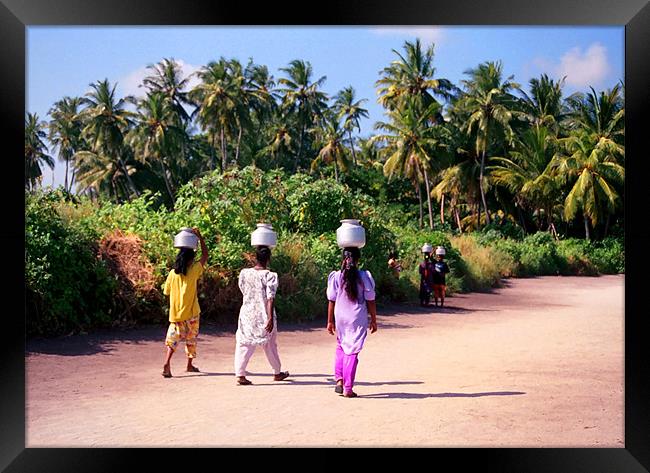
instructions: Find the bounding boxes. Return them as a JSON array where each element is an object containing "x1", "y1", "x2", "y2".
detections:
[
  {"x1": 550, "y1": 130, "x2": 624, "y2": 239},
  {"x1": 78, "y1": 79, "x2": 139, "y2": 198},
  {"x1": 458, "y1": 60, "x2": 521, "y2": 227},
  {"x1": 25, "y1": 113, "x2": 54, "y2": 190},
  {"x1": 48, "y1": 96, "x2": 84, "y2": 192},
  {"x1": 333, "y1": 86, "x2": 369, "y2": 165},
  {"x1": 490, "y1": 126, "x2": 560, "y2": 233},
  {"x1": 127, "y1": 92, "x2": 188, "y2": 204},
  {"x1": 142, "y1": 57, "x2": 194, "y2": 124},
  {"x1": 373, "y1": 100, "x2": 447, "y2": 229},
  {"x1": 565, "y1": 84, "x2": 624, "y2": 149},
  {"x1": 376, "y1": 38, "x2": 455, "y2": 113},
  {"x1": 277, "y1": 60, "x2": 328, "y2": 171},
  {"x1": 74, "y1": 148, "x2": 135, "y2": 200},
  {"x1": 520, "y1": 74, "x2": 567, "y2": 133},
  {"x1": 189, "y1": 58, "x2": 239, "y2": 172},
  {"x1": 311, "y1": 113, "x2": 350, "y2": 182}
]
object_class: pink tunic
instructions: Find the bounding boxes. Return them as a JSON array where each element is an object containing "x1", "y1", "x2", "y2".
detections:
[{"x1": 326, "y1": 270, "x2": 376, "y2": 355}]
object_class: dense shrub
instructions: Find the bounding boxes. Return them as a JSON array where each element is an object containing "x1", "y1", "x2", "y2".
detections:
[
  {"x1": 25, "y1": 167, "x2": 625, "y2": 336},
  {"x1": 26, "y1": 191, "x2": 116, "y2": 336}
]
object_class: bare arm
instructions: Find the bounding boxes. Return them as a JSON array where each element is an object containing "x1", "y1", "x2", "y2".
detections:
[
  {"x1": 264, "y1": 297, "x2": 275, "y2": 333},
  {"x1": 366, "y1": 300, "x2": 377, "y2": 333},
  {"x1": 327, "y1": 301, "x2": 336, "y2": 335},
  {"x1": 192, "y1": 227, "x2": 208, "y2": 267}
]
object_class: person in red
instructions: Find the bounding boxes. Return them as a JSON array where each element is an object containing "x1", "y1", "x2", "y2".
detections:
[
  {"x1": 418, "y1": 243, "x2": 435, "y2": 307},
  {"x1": 432, "y1": 246, "x2": 450, "y2": 307}
]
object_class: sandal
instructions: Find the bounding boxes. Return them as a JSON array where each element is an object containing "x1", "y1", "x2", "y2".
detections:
[
  {"x1": 334, "y1": 385, "x2": 343, "y2": 394},
  {"x1": 343, "y1": 391, "x2": 358, "y2": 398},
  {"x1": 237, "y1": 378, "x2": 252, "y2": 385},
  {"x1": 273, "y1": 371, "x2": 290, "y2": 381},
  {"x1": 186, "y1": 366, "x2": 200, "y2": 372},
  {"x1": 162, "y1": 370, "x2": 172, "y2": 378}
]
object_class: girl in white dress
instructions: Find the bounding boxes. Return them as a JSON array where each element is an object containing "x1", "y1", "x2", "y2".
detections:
[{"x1": 234, "y1": 246, "x2": 290, "y2": 385}]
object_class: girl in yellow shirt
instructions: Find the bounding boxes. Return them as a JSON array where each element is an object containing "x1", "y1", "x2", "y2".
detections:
[{"x1": 162, "y1": 228, "x2": 208, "y2": 378}]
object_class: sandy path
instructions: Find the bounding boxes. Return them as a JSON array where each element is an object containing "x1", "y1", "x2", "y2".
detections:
[{"x1": 26, "y1": 275, "x2": 624, "y2": 447}]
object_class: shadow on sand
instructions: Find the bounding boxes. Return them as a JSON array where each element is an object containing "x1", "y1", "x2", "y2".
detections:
[{"x1": 359, "y1": 391, "x2": 526, "y2": 399}]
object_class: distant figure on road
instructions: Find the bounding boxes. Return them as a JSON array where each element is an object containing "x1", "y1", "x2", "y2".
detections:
[
  {"x1": 388, "y1": 250, "x2": 402, "y2": 279},
  {"x1": 432, "y1": 246, "x2": 450, "y2": 307},
  {"x1": 326, "y1": 247, "x2": 378, "y2": 398},
  {"x1": 234, "y1": 246, "x2": 289, "y2": 386},
  {"x1": 162, "y1": 227, "x2": 208, "y2": 378},
  {"x1": 419, "y1": 243, "x2": 435, "y2": 307}
]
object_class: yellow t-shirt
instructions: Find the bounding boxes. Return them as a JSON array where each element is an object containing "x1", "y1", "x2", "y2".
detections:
[{"x1": 163, "y1": 262, "x2": 204, "y2": 323}]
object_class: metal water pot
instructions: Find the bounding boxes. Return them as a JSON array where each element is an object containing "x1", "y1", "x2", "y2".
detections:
[
  {"x1": 336, "y1": 219, "x2": 366, "y2": 248},
  {"x1": 173, "y1": 228, "x2": 199, "y2": 250},
  {"x1": 251, "y1": 223, "x2": 277, "y2": 248}
]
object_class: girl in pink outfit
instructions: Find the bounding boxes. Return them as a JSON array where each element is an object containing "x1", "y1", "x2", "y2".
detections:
[{"x1": 326, "y1": 247, "x2": 378, "y2": 398}]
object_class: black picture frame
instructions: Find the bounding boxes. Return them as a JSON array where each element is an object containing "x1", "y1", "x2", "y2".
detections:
[{"x1": 4, "y1": 0, "x2": 649, "y2": 471}]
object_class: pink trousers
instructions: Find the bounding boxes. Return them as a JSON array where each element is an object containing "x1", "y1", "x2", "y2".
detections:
[{"x1": 334, "y1": 338, "x2": 359, "y2": 394}]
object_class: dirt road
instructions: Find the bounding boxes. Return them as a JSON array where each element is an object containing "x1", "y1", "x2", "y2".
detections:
[{"x1": 26, "y1": 275, "x2": 624, "y2": 447}]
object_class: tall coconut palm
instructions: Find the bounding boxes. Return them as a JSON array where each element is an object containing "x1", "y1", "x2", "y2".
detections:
[
  {"x1": 490, "y1": 126, "x2": 560, "y2": 232},
  {"x1": 520, "y1": 74, "x2": 567, "y2": 133},
  {"x1": 373, "y1": 100, "x2": 447, "y2": 229},
  {"x1": 311, "y1": 113, "x2": 350, "y2": 182},
  {"x1": 78, "y1": 79, "x2": 139, "y2": 198},
  {"x1": 565, "y1": 84, "x2": 624, "y2": 150},
  {"x1": 333, "y1": 86, "x2": 369, "y2": 165},
  {"x1": 48, "y1": 96, "x2": 84, "y2": 192},
  {"x1": 74, "y1": 149, "x2": 135, "y2": 200},
  {"x1": 277, "y1": 60, "x2": 328, "y2": 171},
  {"x1": 142, "y1": 57, "x2": 194, "y2": 124},
  {"x1": 458, "y1": 60, "x2": 521, "y2": 227},
  {"x1": 189, "y1": 58, "x2": 239, "y2": 172},
  {"x1": 549, "y1": 130, "x2": 625, "y2": 239},
  {"x1": 376, "y1": 38, "x2": 455, "y2": 113},
  {"x1": 25, "y1": 113, "x2": 54, "y2": 190},
  {"x1": 127, "y1": 92, "x2": 188, "y2": 204}
]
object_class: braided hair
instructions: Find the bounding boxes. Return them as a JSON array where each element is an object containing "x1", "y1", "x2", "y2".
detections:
[
  {"x1": 341, "y1": 247, "x2": 361, "y2": 301},
  {"x1": 174, "y1": 248, "x2": 195, "y2": 275}
]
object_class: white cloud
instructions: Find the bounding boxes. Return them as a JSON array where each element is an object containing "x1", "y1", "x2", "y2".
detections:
[
  {"x1": 372, "y1": 26, "x2": 446, "y2": 46},
  {"x1": 117, "y1": 59, "x2": 202, "y2": 98},
  {"x1": 529, "y1": 42, "x2": 611, "y2": 88},
  {"x1": 557, "y1": 43, "x2": 610, "y2": 87}
]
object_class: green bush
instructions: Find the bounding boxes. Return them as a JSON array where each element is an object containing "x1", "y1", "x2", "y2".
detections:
[{"x1": 26, "y1": 191, "x2": 116, "y2": 336}]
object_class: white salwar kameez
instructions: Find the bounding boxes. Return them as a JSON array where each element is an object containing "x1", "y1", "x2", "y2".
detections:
[{"x1": 234, "y1": 268, "x2": 282, "y2": 376}]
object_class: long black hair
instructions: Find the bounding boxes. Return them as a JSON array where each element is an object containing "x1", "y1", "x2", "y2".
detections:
[
  {"x1": 341, "y1": 247, "x2": 361, "y2": 301},
  {"x1": 256, "y1": 245, "x2": 271, "y2": 266},
  {"x1": 174, "y1": 248, "x2": 195, "y2": 275}
]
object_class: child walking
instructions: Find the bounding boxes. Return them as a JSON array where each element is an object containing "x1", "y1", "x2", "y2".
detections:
[
  {"x1": 162, "y1": 228, "x2": 208, "y2": 378},
  {"x1": 326, "y1": 247, "x2": 377, "y2": 398},
  {"x1": 432, "y1": 246, "x2": 450, "y2": 307},
  {"x1": 234, "y1": 246, "x2": 289, "y2": 385}
]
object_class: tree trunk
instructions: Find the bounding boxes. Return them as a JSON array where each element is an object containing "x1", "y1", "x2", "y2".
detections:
[
  {"x1": 440, "y1": 193, "x2": 445, "y2": 225},
  {"x1": 220, "y1": 128, "x2": 227, "y2": 173},
  {"x1": 584, "y1": 214, "x2": 591, "y2": 240},
  {"x1": 160, "y1": 159, "x2": 175, "y2": 204},
  {"x1": 477, "y1": 201, "x2": 482, "y2": 230},
  {"x1": 296, "y1": 122, "x2": 305, "y2": 172},
  {"x1": 70, "y1": 169, "x2": 76, "y2": 193},
  {"x1": 64, "y1": 157, "x2": 69, "y2": 192},
  {"x1": 604, "y1": 213, "x2": 611, "y2": 238},
  {"x1": 235, "y1": 125, "x2": 243, "y2": 167},
  {"x1": 422, "y1": 166, "x2": 434, "y2": 230},
  {"x1": 117, "y1": 156, "x2": 139, "y2": 197},
  {"x1": 453, "y1": 201, "x2": 463, "y2": 233},
  {"x1": 348, "y1": 130, "x2": 357, "y2": 166},
  {"x1": 479, "y1": 146, "x2": 491, "y2": 227},
  {"x1": 334, "y1": 158, "x2": 339, "y2": 182},
  {"x1": 417, "y1": 183, "x2": 423, "y2": 229},
  {"x1": 210, "y1": 133, "x2": 216, "y2": 171},
  {"x1": 516, "y1": 202, "x2": 527, "y2": 233}
]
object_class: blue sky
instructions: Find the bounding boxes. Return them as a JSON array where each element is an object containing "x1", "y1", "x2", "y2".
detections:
[{"x1": 27, "y1": 26, "x2": 624, "y2": 188}]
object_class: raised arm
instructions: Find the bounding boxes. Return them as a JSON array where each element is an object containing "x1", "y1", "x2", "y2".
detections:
[{"x1": 192, "y1": 227, "x2": 208, "y2": 267}]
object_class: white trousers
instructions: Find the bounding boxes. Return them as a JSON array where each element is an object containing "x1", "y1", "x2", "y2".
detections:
[{"x1": 234, "y1": 329, "x2": 282, "y2": 377}]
